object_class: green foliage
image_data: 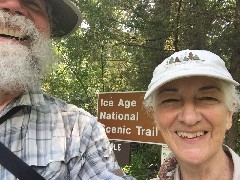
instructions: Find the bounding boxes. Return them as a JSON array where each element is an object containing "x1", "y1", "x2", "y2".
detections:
[
  {"x1": 43, "y1": 0, "x2": 240, "y2": 178},
  {"x1": 122, "y1": 143, "x2": 161, "y2": 179}
]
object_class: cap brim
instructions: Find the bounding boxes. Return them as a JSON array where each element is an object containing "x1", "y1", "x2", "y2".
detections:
[
  {"x1": 49, "y1": 0, "x2": 82, "y2": 38},
  {"x1": 144, "y1": 68, "x2": 239, "y2": 100}
]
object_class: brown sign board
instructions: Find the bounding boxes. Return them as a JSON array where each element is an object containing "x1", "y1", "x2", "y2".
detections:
[
  {"x1": 97, "y1": 91, "x2": 165, "y2": 144},
  {"x1": 111, "y1": 140, "x2": 131, "y2": 165}
]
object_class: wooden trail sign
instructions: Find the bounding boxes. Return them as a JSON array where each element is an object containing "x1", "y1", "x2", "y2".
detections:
[{"x1": 98, "y1": 91, "x2": 165, "y2": 144}]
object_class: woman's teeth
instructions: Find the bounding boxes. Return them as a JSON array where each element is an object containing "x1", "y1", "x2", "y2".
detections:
[{"x1": 176, "y1": 131, "x2": 205, "y2": 138}]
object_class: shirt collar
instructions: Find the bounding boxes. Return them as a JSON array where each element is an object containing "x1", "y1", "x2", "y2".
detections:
[{"x1": 15, "y1": 86, "x2": 47, "y2": 107}]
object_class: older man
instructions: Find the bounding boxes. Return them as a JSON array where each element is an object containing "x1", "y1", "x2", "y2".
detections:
[{"x1": 0, "y1": 0, "x2": 134, "y2": 179}]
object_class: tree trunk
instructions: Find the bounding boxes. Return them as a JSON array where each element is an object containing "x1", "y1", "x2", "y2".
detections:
[{"x1": 225, "y1": 114, "x2": 239, "y2": 151}]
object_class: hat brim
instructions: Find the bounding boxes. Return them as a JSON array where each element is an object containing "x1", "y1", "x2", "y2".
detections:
[
  {"x1": 144, "y1": 68, "x2": 239, "y2": 100},
  {"x1": 49, "y1": 0, "x2": 82, "y2": 38}
]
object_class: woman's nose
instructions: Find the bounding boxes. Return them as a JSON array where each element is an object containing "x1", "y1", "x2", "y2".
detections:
[{"x1": 177, "y1": 102, "x2": 202, "y2": 125}]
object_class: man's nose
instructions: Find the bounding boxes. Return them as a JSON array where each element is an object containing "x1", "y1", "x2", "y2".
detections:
[
  {"x1": 177, "y1": 102, "x2": 202, "y2": 126},
  {"x1": 0, "y1": 0, "x2": 28, "y2": 16}
]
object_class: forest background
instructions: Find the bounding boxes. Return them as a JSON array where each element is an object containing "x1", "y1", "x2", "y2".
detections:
[{"x1": 42, "y1": 0, "x2": 240, "y2": 179}]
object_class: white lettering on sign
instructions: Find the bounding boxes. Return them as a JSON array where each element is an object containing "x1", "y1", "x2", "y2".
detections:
[
  {"x1": 112, "y1": 143, "x2": 121, "y2": 151},
  {"x1": 136, "y1": 126, "x2": 159, "y2": 136},
  {"x1": 99, "y1": 112, "x2": 138, "y2": 121},
  {"x1": 104, "y1": 125, "x2": 132, "y2": 134},
  {"x1": 118, "y1": 99, "x2": 137, "y2": 108},
  {"x1": 100, "y1": 99, "x2": 113, "y2": 107}
]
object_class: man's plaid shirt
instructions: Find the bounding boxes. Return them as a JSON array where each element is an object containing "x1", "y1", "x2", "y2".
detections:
[{"x1": 0, "y1": 88, "x2": 134, "y2": 180}]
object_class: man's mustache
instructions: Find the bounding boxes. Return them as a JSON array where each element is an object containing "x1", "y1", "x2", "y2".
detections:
[{"x1": 0, "y1": 10, "x2": 40, "y2": 43}]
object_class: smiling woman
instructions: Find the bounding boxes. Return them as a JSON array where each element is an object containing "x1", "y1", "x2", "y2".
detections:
[{"x1": 144, "y1": 50, "x2": 240, "y2": 180}]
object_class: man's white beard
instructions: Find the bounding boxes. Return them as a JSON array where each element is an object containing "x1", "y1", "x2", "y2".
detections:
[{"x1": 0, "y1": 11, "x2": 55, "y2": 93}]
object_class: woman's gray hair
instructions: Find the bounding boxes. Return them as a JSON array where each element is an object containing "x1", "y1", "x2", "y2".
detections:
[
  {"x1": 143, "y1": 89, "x2": 158, "y2": 114},
  {"x1": 221, "y1": 80, "x2": 240, "y2": 113},
  {"x1": 143, "y1": 79, "x2": 240, "y2": 113}
]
